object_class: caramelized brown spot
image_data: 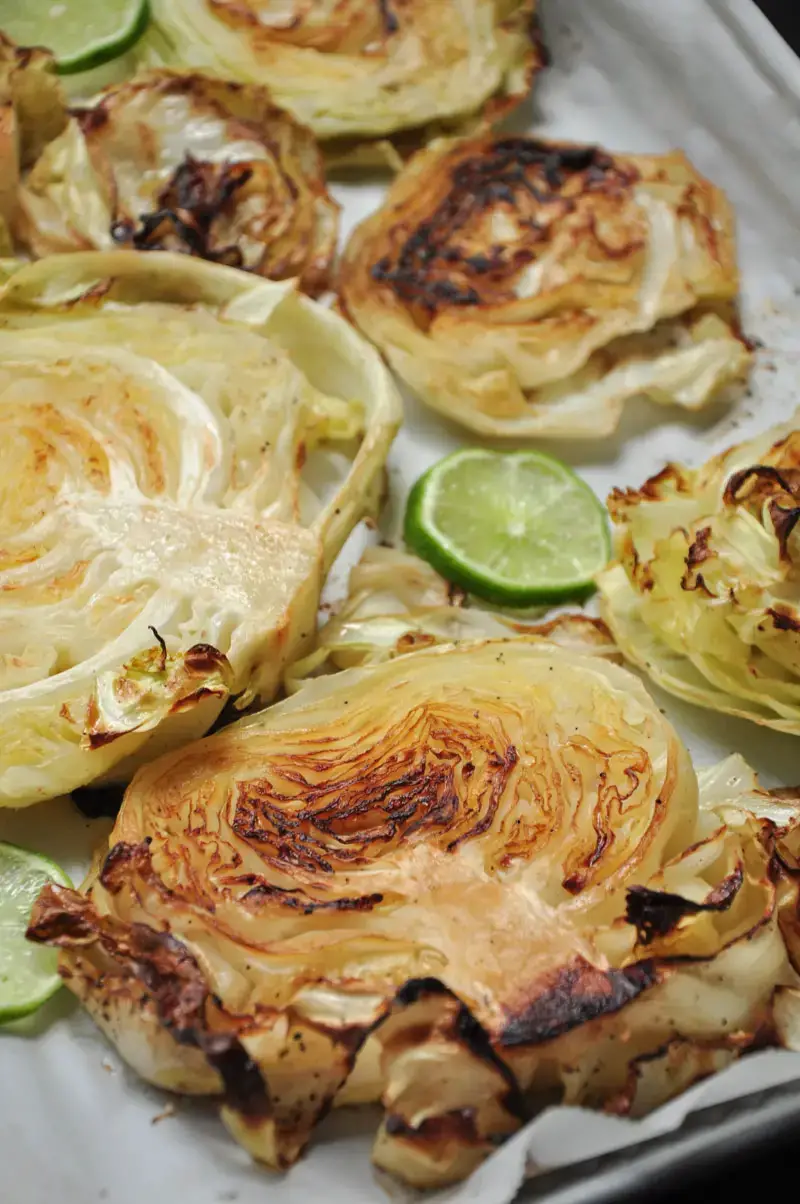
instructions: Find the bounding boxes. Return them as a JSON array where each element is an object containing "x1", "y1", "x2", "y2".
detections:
[
  {"x1": 771, "y1": 503, "x2": 800, "y2": 560},
  {"x1": 229, "y1": 705, "x2": 519, "y2": 886},
  {"x1": 99, "y1": 839, "x2": 153, "y2": 894},
  {"x1": 27, "y1": 880, "x2": 272, "y2": 1123},
  {"x1": 723, "y1": 461, "x2": 800, "y2": 560},
  {"x1": 395, "y1": 632, "x2": 438, "y2": 653},
  {"x1": 183, "y1": 643, "x2": 231, "y2": 676},
  {"x1": 625, "y1": 863, "x2": 744, "y2": 945},
  {"x1": 371, "y1": 140, "x2": 633, "y2": 327},
  {"x1": 117, "y1": 154, "x2": 253, "y2": 268},
  {"x1": 681, "y1": 526, "x2": 715, "y2": 592},
  {"x1": 242, "y1": 881, "x2": 384, "y2": 914},
  {"x1": 723, "y1": 464, "x2": 799, "y2": 508},
  {"x1": 767, "y1": 607, "x2": 800, "y2": 634},
  {"x1": 500, "y1": 957, "x2": 658, "y2": 1047}
]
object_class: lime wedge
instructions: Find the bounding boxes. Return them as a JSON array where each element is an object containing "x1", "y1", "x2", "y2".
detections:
[
  {"x1": 0, "y1": 841, "x2": 71, "y2": 1023},
  {"x1": 404, "y1": 449, "x2": 611, "y2": 607},
  {"x1": 0, "y1": 0, "x2": 150, "y2": 75}
]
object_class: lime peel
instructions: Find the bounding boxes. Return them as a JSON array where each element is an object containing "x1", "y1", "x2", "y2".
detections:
[
  {"x1": 404, "y1": 448, "x2": 611, "y2": 608},
  {"x1": 0, "y1": 841, "x2": 71, "y2": 1023},
  {"x1": 0, "y1": 0, "x2": 150, "y2": 75}
]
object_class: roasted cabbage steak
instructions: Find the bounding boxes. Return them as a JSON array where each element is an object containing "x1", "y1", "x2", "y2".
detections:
[
  {"x1": 140, "y1": 0, "x2": 544, "y2": 160},
  {"x1": 0, "y1": 250, "x2": 400, "y2": 806},
  {"x1": 29, "y1": 634, "x2": 800, "y2": 1186},
  {"x1": 339, "y1": 135, "x2": 750, "y2": 437},
  {"x1": 598, "y1": 415, "x2": 800, "y2": 731},
  {"x1": 15, "y1": 70, "x2": 339, "y2": 294}
]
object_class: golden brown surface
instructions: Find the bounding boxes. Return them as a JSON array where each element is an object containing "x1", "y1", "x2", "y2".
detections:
[
  {"x1": 599, "y1": 414, "x2": 800, "y2": 730},
  {"x1": 16, "y1": 71, "x2": 339, "y2": 294},
  {"x1": 145, "y1": 0, "x2": 545, "y2": 153},
  {"x1": 28, "y1": 637, "x2": 800, "y2": 1185},
  {"x1": 339, "y1": 135, "x2": 750, "y2": 436}
]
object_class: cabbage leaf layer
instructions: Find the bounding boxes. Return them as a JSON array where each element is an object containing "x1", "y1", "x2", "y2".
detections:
[{"x1": 0, "y1": 250, "x2": 401, "y2": 805}]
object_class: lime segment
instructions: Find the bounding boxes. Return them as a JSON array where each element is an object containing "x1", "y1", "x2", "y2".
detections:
[
  {"x1": 404, "y1": 449, "x2": 611, "y2": 607},
  {"x1": 0, "y1": 0, "x2": 150, "y2": 74},
  {"x1": 0, "y1": 841, "x2": 71, "y2": 1023}
]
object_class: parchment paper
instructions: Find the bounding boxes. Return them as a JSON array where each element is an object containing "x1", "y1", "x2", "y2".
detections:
[{"x1": 3, "y1": 2, "x2": 800, "y2": 1201}]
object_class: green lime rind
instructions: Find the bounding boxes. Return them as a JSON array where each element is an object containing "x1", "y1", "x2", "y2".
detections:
[
  {"x1": 0, "y1": 0, "x2": 151, "y2": 75},
  {"x1": 0, "y1": 841, "x2": 72, "y2": 1024},
  {"x1": 403, "y1": 448, "x2": 611, "y2": 608},
  {"x1": 58, "y1": 0, "x2": 150, "y2": 74}
]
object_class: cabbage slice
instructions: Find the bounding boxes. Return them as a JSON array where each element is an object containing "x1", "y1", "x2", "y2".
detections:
[
  {"x1": 0, "y1": 251, "x2": 401, "y2": 805},
  {"x1": 339, "y1": 136, "x2": 750, "y2": 438},
  {"x1": 140, "y1": 0, "x2": 544, "y2": 153},
  {"x1": 15, "y1": 70, "x2": 339, "y2": 295},
  {"x1": 598, "y1": 414, "x2": 800, "y2": 731},
  {"x1": 28, "y1": 635, "x2": 800, "y2": 1186}
]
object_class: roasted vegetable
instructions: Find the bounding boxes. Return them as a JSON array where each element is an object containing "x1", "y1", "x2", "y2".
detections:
[
  {"x1": 339, "y1": 135, "x2": 751, "y2": 437},
  {"x1": 0, "y1": 250, "x2": 401, "y2": 806},
  {"x1": 139, "y1": 0, "x2": 544, "y2": 160},
  {"x1": 286, "y1": 544, "x2": 619, "y2": 688},
  {"x1": 29, "y1": 630, "x2": 800, "y2": 1186},
  {"x1": 15, "y1": 70, "x2": 339, "y2": 294},
  {"x1": 0, "y1": 33, "x2": 67, "y2": 249},
  {"x1": 598, "y1": 416, "x2": 800, "y2": 731}
]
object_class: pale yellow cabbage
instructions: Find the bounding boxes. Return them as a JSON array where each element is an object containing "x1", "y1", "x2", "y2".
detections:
[
  {"x1": 14, "y1": 69, "x2": 339, "y2": 295},
  {"x1": 287, "y1": 544, "x2": 619, "y2": 688},
  {"x1": 29, "y1": 634, "x2": 800, "y2": 1186},
  {"x1": 598, "y1": 415, "x2": 800, "y2": 731},
  {"x1": 139, "y1": 0, "x2": 544, "y2": 154},
  {"x1": 339, "y1": 135, "x2": 751, "y2": 437},
  {"x1": 0, "y1": 250, "x2": 401, "y2": 806}
]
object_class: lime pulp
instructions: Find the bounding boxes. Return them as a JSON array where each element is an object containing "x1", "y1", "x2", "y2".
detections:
[
  {"x1": 0, "y1": 841, "x2": 71, "y2": 1023},
  {"x1": 403, "y1": 448, "x2": 611, "y2": 607}
]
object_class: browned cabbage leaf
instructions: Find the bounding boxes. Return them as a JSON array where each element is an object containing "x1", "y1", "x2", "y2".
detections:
[
  {"x1": 0, "y1": 33, "x2": 67, "y2": 250},
  {"x1": 339, "y1": 135, "x2": 751, "y2": 437},
  {"x1": 598, "y1": 415, "x2": 800, "y2": 731},
  {"x1": 141, "y1": 0, "x2": 545, "y2": 162},
  {"x1": 14, "y1": 70, "x2": 339, "y2": 295},
  {"x1": 29, "y1": 634, "x2": 800, "y2": 1187}
]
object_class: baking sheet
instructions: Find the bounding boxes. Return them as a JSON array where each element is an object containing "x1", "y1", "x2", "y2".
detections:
[{"x1": 3, "y1": 1, "x2": 800, "y2": 1201}]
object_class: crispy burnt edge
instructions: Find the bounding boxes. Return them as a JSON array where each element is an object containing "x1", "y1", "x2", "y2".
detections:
[
  {"x1": 680, "y1": 459, "x2": 800, "y2": 598},
  {"x1": 31, "y1": 775, "x2": 800, "y2": 1159},
  {"x1": 381, "y1": 977, "x2": 528, "y2": 1147},
  {"x1": 26, "y1": 870, "x2": 526, "y2": 1165},
  {"x1": 680, "y1": 458, "x2": 800, "y2": 601},
  {"x1": 625, "y1": 863, "x2": 744, "y2": 946},
  {"x1": 367, "y1": 139, "x2": 621, "y2": 321},
  {"x1": 27, "y1": 878, "x2": 271, "y2": 1123},
  {"x1": 607, "y1": 464, "x2": 694, "y2": 520},
  {"x1": 611, "y1": 450, "x2": 800, "y2": 607},
  {"x1": 499, "y1": 958, "x2": 660, "y2": 1049},
  {"x1": 502, "y1": 801, "x2": 800, "y2": 1051},
  {"x1": 26, "y1": 828, "x2": 797, "y2": 1170},
  {"x1": 724, "y1": 463, "x2": 800, "y2": 563}
]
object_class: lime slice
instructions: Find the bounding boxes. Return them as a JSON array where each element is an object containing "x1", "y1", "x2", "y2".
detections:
[
  {"x1": 0, "y1": 841, "x2": 71, "y2": 1023},
  {"x1": 404, "y1": 449, "x2": 611, "y2": 607},
  {"x1": 0, "y1": 0, "x2": 150, "y2": 75}
]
